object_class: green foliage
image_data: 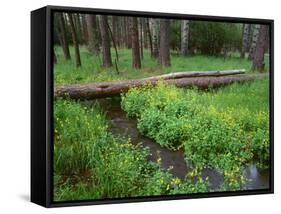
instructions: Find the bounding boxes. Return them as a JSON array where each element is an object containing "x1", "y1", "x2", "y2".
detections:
[
  {"x1": 54, "y1": 98, "x2": 176, "y2": 201},
  {"x1": 170, "y1": 170, "x2": 210, "y2": 194},
  {"x1": 121, "y1": 79, "x2": 270, "y2": 191},
  {"x1": 189, "y1": 22, "x2": 242, "y2": 55}
]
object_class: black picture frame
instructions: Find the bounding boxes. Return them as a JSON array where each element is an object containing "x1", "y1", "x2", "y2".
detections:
[{"x1": 31, "y1": 5, "x2": 274, "y2": 208}]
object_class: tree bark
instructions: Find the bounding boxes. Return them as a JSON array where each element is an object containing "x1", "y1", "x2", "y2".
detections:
[
  {"x1": 241, "y1": 24, "x2": 250, "y2": 58},
  {"x1": 150, "y1": 18, "x2": 159, "y2": 58},
  {"x1": 181, "y1": 20, "x2": 189, "y2": 56},
  {"x1": 123, "y1": 17, "x2": 128, "y2": 48},
  {"x1": 99, "y1": 15, "x2": 112, "y2": 67},
  {"x1": 248, "y1": 24, "x2": 260, "y2": 60},
  {"x1": 54, "y1": 70, "x2": 260, "y2": 99},
  {"x1": 159, "y1": 19, "x2": 171, "y2": 66},
  {"x1": 58, "y1": 13, "x2": 71, "y2": 60},
  {"x1": 85, "y1": 14, "x2": 99, "y2": 54},
  {"x1": 252, "y1": 25, "x2": 269, "y2": 72},
  {"x1": 81, "y1": 14, "x2": 88, "y2": 44},
  {"x1": 139, "y1": 19, "x2": 144, "y2": 59},
  {"x1": 131, "y1": 17, "x2": 141, "y2": 69},
  {"x1": 142, "y1": 18, "x2": 148, "y2": 49},
  {"x1": 67, "y1": 13, "x2": 81, "y2": 67},
  {"x1": 74, "y1": 14, "x2": 83, "y2": 44},
  {"x1": 112, "y1": 16, "x2": 118, "y2": 47}
]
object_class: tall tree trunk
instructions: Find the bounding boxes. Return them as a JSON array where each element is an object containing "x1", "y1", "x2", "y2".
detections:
[
  {"x1": 58, "y1": 13, "x2": 71, "y2": 60},
  {"x1": 159, "y1": 19, "x2": 171, "y2": 66},
  {"x1": 181, "y1": 20, "x2": 189, "y2": 56},
  {"x1": 142, "y1": 18, "x2": 148, "y2": 49},
  {"x1": 131, "y1": 17, "x2": 141, "y2": 69},
  {"x1": 150, "y1": 18, "x2": 159, "y2": 58},
  {"x1": 106, "y1": 19, "x2": 119, "y2": 73},
  {"x1": 81, "y1": 14, "x2": 88, "y2": 44},
  {"x1": 241, "y1": 24, "x2": 250, "y2": 58},
  {"x1": 116, "y1": 17, "x2": 122, "y2": 47},
  {"x1": 112, "y1": 16, "x2": 118, "y2": 47},
  {"x1": 126, "y1": 17, "x2": 132, "y2": 49},
  {"x1": 99, "y1": 15, "x2": 112, "y2": 67},
  {"x1": 246, "y1": 25, "x2": 254, "y2": 53},
  {"x1": 248, "y1": 24, "x2": 260, "y2": 60},
  {"x1": 74, "y1": 14, "x2": 83, "y2": 44},
  {"x1": 146, "y1": 19, "x2": 153, "y2": 58},
  {"x1": 252, "y1": 25, "x2": 269, "y2": 72},
  {"x1": 123, "y1": 17, "x2": 128, "y2": 48},
  {"x1": 67, "y1": 13, "x2": 81, "y2": 67},
  {"x1": 85, "y1": 14, "x2": 100, "y2": 54},
  {"x1": 139, "y1": 19, "x2": 144, "y2": 59}
]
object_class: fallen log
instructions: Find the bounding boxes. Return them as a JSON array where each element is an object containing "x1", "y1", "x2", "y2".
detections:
[
  {"x1": 143, "y1": 69, "x2": 245, "y2": 81},
  {"x1": 54, "y1": 73, "x2": 268, "y2": 99}
]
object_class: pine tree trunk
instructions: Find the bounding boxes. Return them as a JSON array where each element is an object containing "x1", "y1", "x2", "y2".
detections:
[
  {"x1": 99, "y1": 15, "x2": 112, "y2": 67},
  {"x1": 86, "y1": 14, "x2": 99, "y2": 54},
  {"x1": 142, "y1": 18, "x2": 148, "y2": 49},
  {"x1": 81, "y1": 15, "x2": 88, "y2": 44},
  {"x1": 126, "y1": 17, "x2": 132, "y2": 49},
  {"x1": 146, "y1": 19, "x2": 153, "y2": 58},
  {"x1": 150, "y1": 18, "x2": 159, "y2": 58},
  {"x1": 112, "y1": 16, "x2": 118, "y2": 47},
  {"x1": 123, "y1": 17, "x2": 128, "y2": 48},
  {"x1": 241, "y1": 24, "x2": 250, "y2": 58},
  {"x1": 159, "y1": 19, "x2": 171, "y2": 66},
  {"x1": 67, "y1": 13, "x2": 81, "y2": 67},
  {"x1": 252, "y1": 25, "x2": 269, "y2": 72},
  {"x1": 248, "y1": 24, "x2": 260, "y2": 60},
  {"x1": 181, "y1": 20, "x2": 189, "y2": 56},
  {"x1": 139, "y1": 19, "x2": 144, "y2": 59},
  {"x1": 131, "y1": 17, "x2": 141, "y2": 69},
  {"x1": 58, "y1": 13, "x2": 71, "y2": 60},
  {"x1": 74, "y1": 14, "x2": 83, "y2": 44}
]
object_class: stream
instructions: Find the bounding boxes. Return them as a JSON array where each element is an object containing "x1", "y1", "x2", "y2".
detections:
[{"x1": 83, "y1": 98, "x2": 269, "y2": 191}]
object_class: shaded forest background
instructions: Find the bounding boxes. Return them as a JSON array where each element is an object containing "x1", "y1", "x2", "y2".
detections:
[{"x1": 53, "y1": 13, "x2": 270, "y2": 83}]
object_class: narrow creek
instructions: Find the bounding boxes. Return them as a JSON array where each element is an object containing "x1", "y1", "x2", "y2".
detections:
[{"x1": 83, "y1": 98, "x2": 269, "y2": 191}]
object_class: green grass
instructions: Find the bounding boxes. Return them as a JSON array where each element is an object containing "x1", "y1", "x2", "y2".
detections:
[
  {"x1": 54, "y1": 46, "x2": 269, "y2": 85},
  {"x1": 54, "y1": 98, "x2": 176, "y2": 201}
]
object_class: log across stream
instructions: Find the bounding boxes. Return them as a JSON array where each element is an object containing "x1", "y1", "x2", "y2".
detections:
[
  {"x1": 55, "y1": 70, "x2": 268, "y2": 100},
  {"x1": 82, "y1": 98, "x2": 270, "y2": 191}
]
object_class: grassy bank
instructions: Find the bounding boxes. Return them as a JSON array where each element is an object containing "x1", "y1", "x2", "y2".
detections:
[{"x1": 54, "y1": 47, "x2": 269, "y2": 85}]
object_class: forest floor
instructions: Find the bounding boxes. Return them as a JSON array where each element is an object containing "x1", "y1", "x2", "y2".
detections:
[{"x1": 54, "y1": 47, "x2": 270, "y2": 85}]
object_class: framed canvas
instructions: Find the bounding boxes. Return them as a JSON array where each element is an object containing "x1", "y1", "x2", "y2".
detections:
[{"x1": 31, "y1": 5, "x2": 274, "y2": 207}]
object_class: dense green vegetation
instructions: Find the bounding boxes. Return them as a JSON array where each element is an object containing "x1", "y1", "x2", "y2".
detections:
[
  {"x1": 54, "y1": 78, "x2": 269, "y2": 200},
  {"x1": 53, "y1": 46, "x2": 270, "y2": 200},
  {"x1": 54, "y1": 47, "x2": 269, "y2": 85},
  {"x1": 121, "y1": 79, "x2": 269, "y2": 190},
  {"x1": 54, "y1": 99, "x2": 212, "y2": 201},
  {"x1": 52, "y1": 12, "x2": 270, "y2": 202}
]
